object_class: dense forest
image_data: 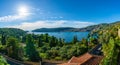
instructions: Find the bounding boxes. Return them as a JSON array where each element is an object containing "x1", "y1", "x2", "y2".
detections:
[
  {"x1": 0, "y1": 28, "x2": 26, "y2": 36},
  {"x1": 0, "y1": 28, "x2": 98, "y2": 65}
]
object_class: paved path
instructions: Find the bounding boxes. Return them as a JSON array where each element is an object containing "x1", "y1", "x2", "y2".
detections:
[
  {"x1": 0, "y1": 53, "x2": 29, "y2": 65},
  {"x1": 89, "y1": 44, "x2": 102, "y2": 55}
]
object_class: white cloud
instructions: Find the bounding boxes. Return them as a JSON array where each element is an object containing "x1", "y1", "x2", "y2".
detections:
[
  {"x1": 73, "y1": 21, "x2": 95, "y2": 27},
  {"x1": 50, "y1": 16, "x2": 63, "y2": 19},
  {"x1": 0, "y1": 15, "x2": 23, "y2": 22},
  {"x1": 6, "y1": 20, "x2": 95, "y2": 30},
  {"x1": 0, "y1": 13, "x2": 31, "y2": 22},
  {"x1": 0, "y1": 6, "x2": 32, "y2": 22}
]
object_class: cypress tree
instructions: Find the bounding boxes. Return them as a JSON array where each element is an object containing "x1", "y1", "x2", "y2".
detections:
[
  {"x1": 38, "y1": 35, "x2": 43, "y2": 47},
  {"x1": 1, "y1": 33, "x2": 6, "y2": 45},
  {"x1": 26, "y1": 34, "x2": 41, "y2": 61},
  {"x1": 45, "y1": 33, "x2": 49, "y2": 43},
  {"x1": 72, "y1": 35, "x2": 78, "y2": 44}
]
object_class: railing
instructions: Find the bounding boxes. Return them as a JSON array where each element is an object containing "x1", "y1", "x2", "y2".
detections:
[{"x1": 0, "y1": 53, "x2": 30, "y2": 65}]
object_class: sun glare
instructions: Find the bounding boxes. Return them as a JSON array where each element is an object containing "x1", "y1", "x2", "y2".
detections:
[{"x1": 18, "y1": 5, "x2": 29, "y2": 16}]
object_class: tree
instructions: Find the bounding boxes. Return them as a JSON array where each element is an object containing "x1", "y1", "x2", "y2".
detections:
[
  {"x1": 38, "y1": 35, "x2": 43, "y2": 47},
  {"x1": 25, "y1": 34, "x2": 41, "y2": 61},
  {"x1": 7, "y1": 37, "x2": 24, "y2": 60},
  {"x1": 45, "y1": 33, "x2": 49, "y2": 43},
  {"x1": 7, "y1": 37, "x2": 22, "y2": 60},
  {"x1": 59, "y1": 46, "x2": 69, "y2": 59},
  {"x1": 1, "y1": 33, "x2": 7, "y2": 45},
  {"x1": 72, "y1": 35, "x2": 78, "y2": 44},
  {"x1": 58, "y1": 38, "x2": 64, "y2": 47},
  {"x1": 49, "y1": 36, "x2": 56, "y2": 47},
  {"x1": 47, "y1": 47, "x2": 59, "y2": 58},
  {"x1": 101, "y1": 37, "x2": 116, "y2": 65},
  {"x1": 21, "y1": 35, "x2": 26, "y2": 43}
]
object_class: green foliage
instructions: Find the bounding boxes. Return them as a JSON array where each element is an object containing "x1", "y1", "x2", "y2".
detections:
[
  {"x1": 92, "y1": 22, "x2": 120, "y2": 65},
  {"x1": 7, "y1": 37, "x2": 18, "y2": 57},
  {"x1": 0, "y1": 28, "x2": 26, "y2": 38},
  {"x1": 54, "y1": 56, "x2": 62, "y2": 61},
  {"x1": 32, "y1": 33, "x2": 95, "y2": 60},
  {"x1": 0, "y1": 55, "x2": 9, "y2": 65},
  {"x1": 45, "y1": 33, "x2": 49, "y2": 43},
  {"x1": 7, "y1": 37, "x2": 23, "y2": 60},
  {"x1": 39, "y1": 53, "x2": 48, "y2": 59},
  {"x1": 58, "y1": 38, "x2": 64, "y2": 47},
  {"x1": 0, "y1": 28, "x2": 97, "y2": 62},
  {"x1": 38, "y1": 35, "x2": 43, "y2": 47},
  {"x1": 101, "y1": 37, "x2": 115, "y2": 64},
  {"x1": 1, "y1": 34, "x2": 7, "y2": 45},
  {"x1": 49, "y1": 36, "x2": 57, "y2": 47},
  {"x1": 72, "y1": 35, "x2": 78, "y2": 44},
  {"x1": 25, "y1": 34, "x2": 41, "y2": 61}
]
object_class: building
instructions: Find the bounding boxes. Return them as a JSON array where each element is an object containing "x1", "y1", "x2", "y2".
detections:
[{"x1": 59, "y1": 53, "x2": 103, "y2": 65}]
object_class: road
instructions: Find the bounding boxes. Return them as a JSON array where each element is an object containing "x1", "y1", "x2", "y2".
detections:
[
  {"x1": 89, "y1": 44, "x2": 102, "y2": 55},
  {"x1": 0, "y1": 53, "x2": 26, "y2": 65}
]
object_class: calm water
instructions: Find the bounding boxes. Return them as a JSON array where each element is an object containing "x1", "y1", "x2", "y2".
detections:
[{"x1": 33, "y1": 32, "x2": 89, "y2": 42}]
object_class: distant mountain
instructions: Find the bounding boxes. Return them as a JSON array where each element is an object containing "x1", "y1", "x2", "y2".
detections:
[
  {"x1": 32, "y1": 23, "x2": 109, "y2": 32},
  {"x1": 0, "y1": 28, "x2": 26, "y2": 36},
  {"x1": 32, "y1": 27, "x2": 76, "y2": 32}
]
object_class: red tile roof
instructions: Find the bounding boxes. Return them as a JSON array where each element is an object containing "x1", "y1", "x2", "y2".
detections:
[{"x1": 59, "y1": 53, "x2": 103, "y2": 65}]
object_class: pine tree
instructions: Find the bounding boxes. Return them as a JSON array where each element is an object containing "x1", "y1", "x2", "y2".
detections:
[
  {"x1": 58, "y1": 38, "x2": 63, "y2": 47},
  {"x1": 49, "y1": 36, "x2": 56, "y2": 47},
  {"x1": 38, "y1": 35, "x2": 43, "y2": 47},
  {"x1": 45, "y1": 33, "x2": 49, "y2": 43},
  {"x1": 1, "y1": 33, "x2": 6, "y2": 45},
  {"x1": 72, "y1": 35, "x2": 78, "y2": 44},
  {"x1": 26, "y1": 34, "x2": 41, "y2": 61},
  {"x1": 7, "y1": 37, "x2": 20, "y2": 60}
]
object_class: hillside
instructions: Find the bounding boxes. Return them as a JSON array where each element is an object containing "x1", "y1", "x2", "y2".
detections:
[
  {"x1": 90, "y1": 21, "x2": 120, "y2": 65},
  {"x1": 32, "y1": 27, "x2": 76, "y2": 32},
  {"x1": 0, "y1": 28, "x2": 26, "y2": 37},
  {"x1": 32, "y1": 23, "x2": 109, "y2": 32}
]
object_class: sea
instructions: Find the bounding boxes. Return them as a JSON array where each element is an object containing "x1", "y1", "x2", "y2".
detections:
[{"x1": 32, "y1": 32, "x2": 89, "y2": 42}]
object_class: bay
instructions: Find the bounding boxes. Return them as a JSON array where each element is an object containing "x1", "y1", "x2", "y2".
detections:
[{"x1": 33, "y1": 32, "x2": 89, "y2": 42}]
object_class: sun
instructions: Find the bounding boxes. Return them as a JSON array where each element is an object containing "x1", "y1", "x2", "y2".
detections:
[{"x1": 18, "y1": 5, "x2": 29, "y2": 16}]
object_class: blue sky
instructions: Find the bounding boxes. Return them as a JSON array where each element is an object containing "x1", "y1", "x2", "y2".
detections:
[{"x1": 0, "y1": 0, "x2": 120, "y2": 30}]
